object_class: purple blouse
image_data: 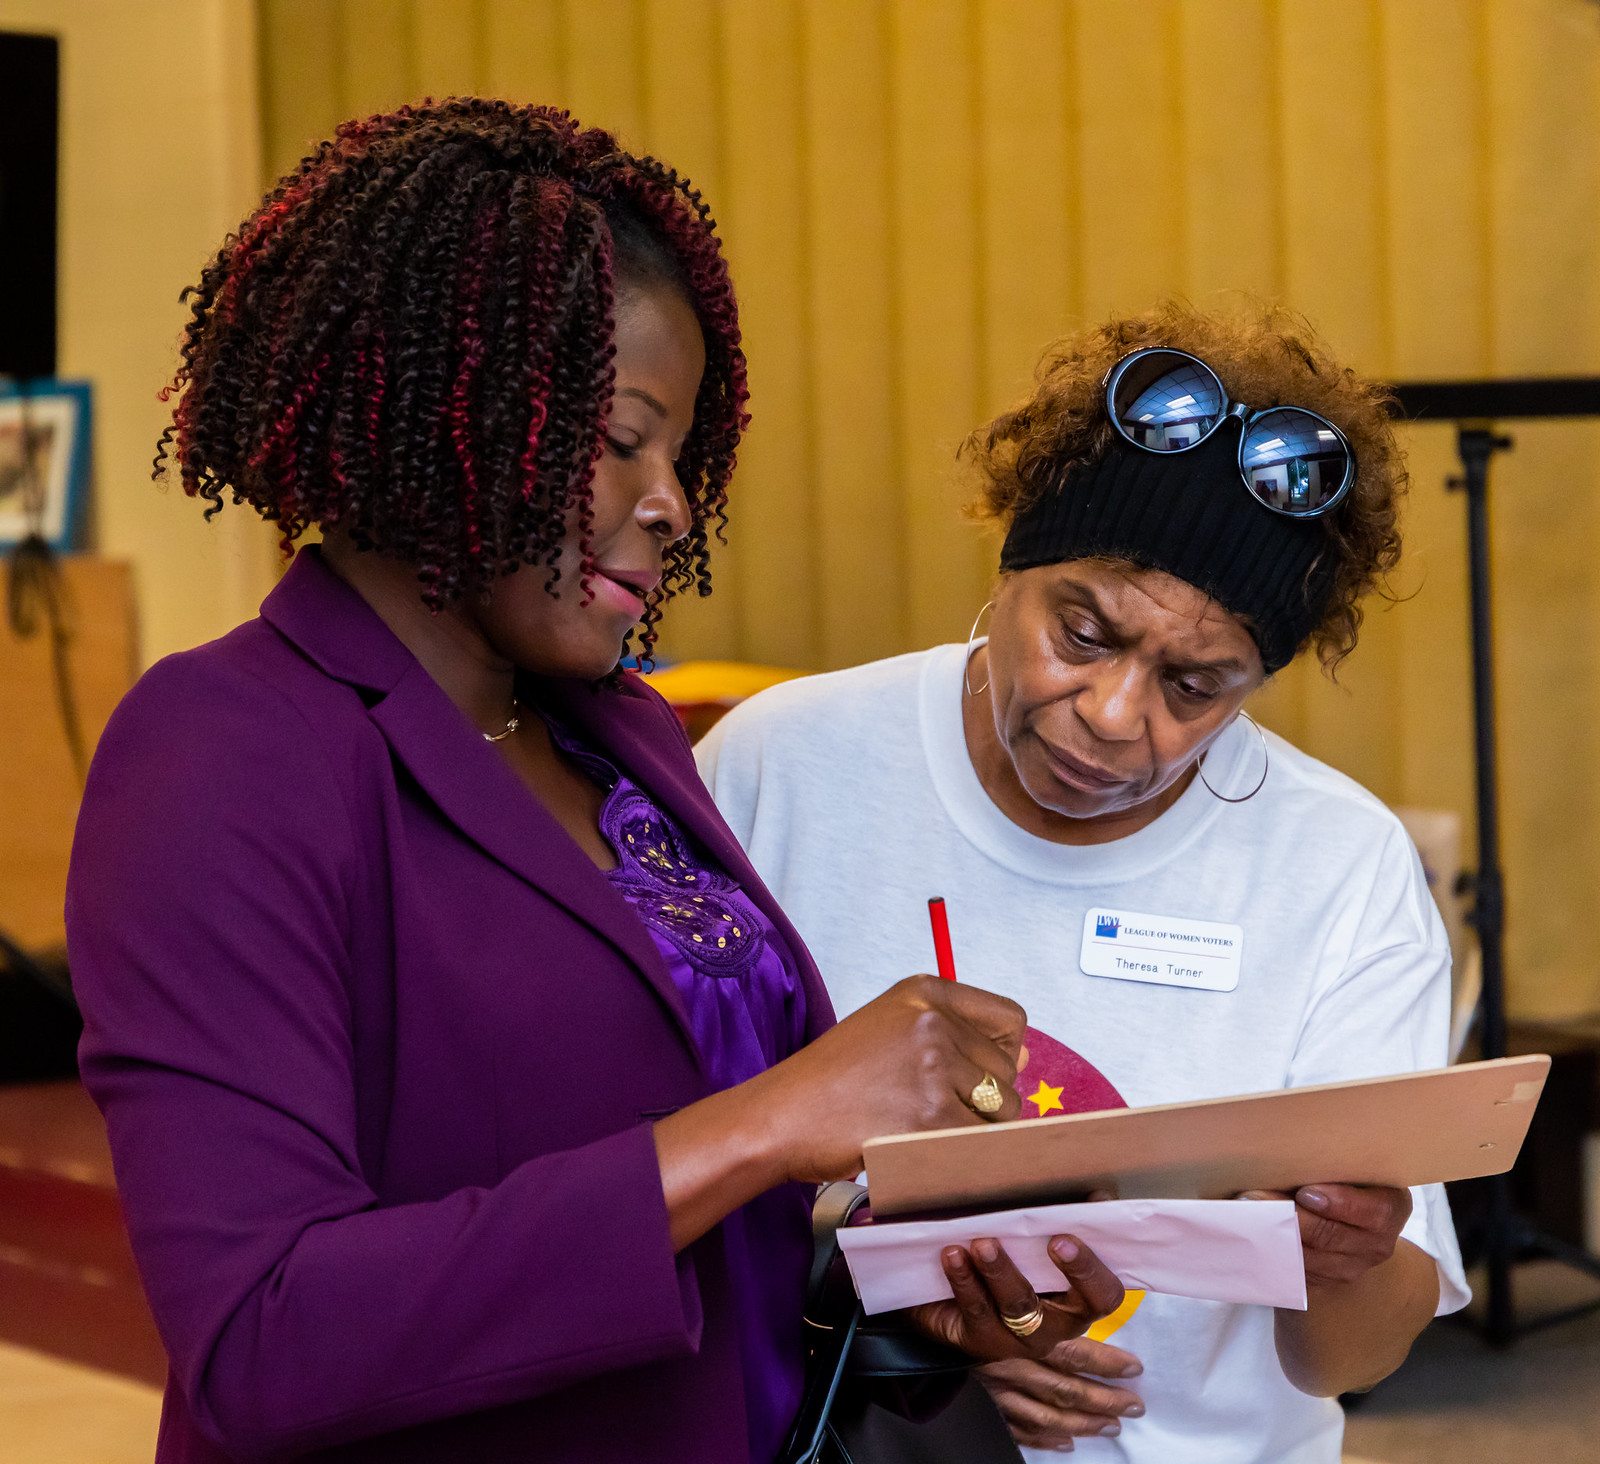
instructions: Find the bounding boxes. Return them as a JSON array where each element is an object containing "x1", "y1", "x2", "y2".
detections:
[{"x1": 550, "y1": 721, "x2": 809, "y2": 1462}]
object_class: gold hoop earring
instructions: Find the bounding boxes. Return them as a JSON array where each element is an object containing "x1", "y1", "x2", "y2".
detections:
[
  {"x1": 964, "y1": 602, "x2": 994, "y2": 697},
  {"x1": 1198, "y1": 711, "x2": 1270, "y2": 803}
]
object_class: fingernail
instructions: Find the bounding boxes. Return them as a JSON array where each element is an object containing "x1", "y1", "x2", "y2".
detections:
[
  {"x1": 1300, "y1": 1189, "x2": 1329, "y2": 1210},
  {"x1": 942, "y1": 1246, "x2": 969, "y2": 1271},
  {"x1": 1119, "y1": 1361, "x2": 1144, "y2": 1378},
  {"x1": 1019, "y1": 1045, "x2": 1030, "y2": 1072},
  {"x1": 1051, "y1": 1237, "x2": 1080, "y2": 1263},
  {"x1": 1122, "y1": 1401, "x2": 1145, "y2": 1417},
  {"x1": 1099, "y1": 1423, "x2": 1121, "y2": 1436},
  {"x1": 973, "y1": 1238, "x2": 1000, "y2": 1264}
]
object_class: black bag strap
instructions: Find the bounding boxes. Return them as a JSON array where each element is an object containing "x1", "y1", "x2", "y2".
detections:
[
  {"x1": 781, "y1": 1182, "x2": 870, "y2": 1464},
  {"x1": 781, "y1": 1182, "x2": 985, "y2": 1464},
  {"x1": 809, "y1": 1180, "x2": 870, "y2": 1300}
]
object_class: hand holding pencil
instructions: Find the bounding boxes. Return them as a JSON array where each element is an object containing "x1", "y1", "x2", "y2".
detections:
[{"x1": 929, "y1": 895, "x2": 1029, "y2": 1076}]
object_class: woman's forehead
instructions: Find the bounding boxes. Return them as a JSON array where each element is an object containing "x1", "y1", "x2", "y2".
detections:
[{"x1": 1028, "y1": 560, "x2": 1258, "y2": 661}]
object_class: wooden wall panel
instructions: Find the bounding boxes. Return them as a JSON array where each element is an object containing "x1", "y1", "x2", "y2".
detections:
[
  {"x1": 1177, "y1": 0, "x2": 1281, "y2": 305},
  {"x1": 803, "y1": 2, "x2": 904, "y2": 669},
  {"x1": 412, "y1": 0, "x2": 483, "y2": 98},
  {"x1": 636, "y1": 0, "x2": 739, "y2": 660},
  {"x1": 1382, "y1": 1, "x2": 1483, "y2": 852},
  {"x1": 482, "y1": 0, "x2": 564, "y2": 106},
  {"x1": 339, "y1": 1, "x2": 414, "y2": 115},
  {"x1": 976, "y1": 0, "x2": 1073, "y2": 416},
  {"x1": 891, "y1": 0, "x2": 991, "y2": 645},
  {"x1": 1074, "y1": 0, "x2": 1185, "y2": 322},
  {"x1": 253, "y1": 0, "x2": 1600, "y2": 1015},
  {"x1": 1480, "y1": 0, "x2": 1600, "y2": 1014},
  {"x1": 1276, "y1": 0, "x2": 1401, "y2": 804},
  {"x1": 1381, "y1": 0, "x2": 1491, "y2": 381},
  {"x1": 717, "y1": 0, "x2": 816, "y2": 668},
  {"x1": 260, "y1": 0, "x2": 343, "y2": 178},
  {"x1": 566, "y1": 0, "x2": 643, "y2": 147},
  {"x1": 0, "y1": 561, "x2": 138, "y2": 952}
]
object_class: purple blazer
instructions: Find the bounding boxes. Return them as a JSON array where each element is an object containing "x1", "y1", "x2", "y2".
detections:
[{"x1": 66, "y1": 550, "x2": 837, "y2": 1464}]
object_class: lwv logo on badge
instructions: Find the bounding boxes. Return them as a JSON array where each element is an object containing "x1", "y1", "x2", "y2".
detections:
[{"x1": 1080, "y1": 907, "x2": 1243, "y2": 992}]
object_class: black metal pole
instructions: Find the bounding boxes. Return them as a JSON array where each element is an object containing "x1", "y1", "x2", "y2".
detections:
[
  {"x1": 1392, "y1": 387, "x2": 1600, "y2": 1346},
  {"x1": 1456, "y1": 429, "x2": 1512, "y2": 1061},
  {"x1": 1450, "y1": 425, "x2": 1515, "y2": 1345}
]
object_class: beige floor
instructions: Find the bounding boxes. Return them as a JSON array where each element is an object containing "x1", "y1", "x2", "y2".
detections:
[
  {"x1": 0, "y1": 1344, "x2": 1390, "y2": 1464},
  {"x1": 0, "y1": 1339, "x2": 1405, "y2": 1464},
  {"x1": 1341, "y1": 1261, "x2": 1600, "y2": 1464},
  {"x1": 1, "y1": 1269, "x2": 1597, "y2": 1464},
  {"x1": 0, "y1": 1341, "x2": 160, "y2": 1464}
]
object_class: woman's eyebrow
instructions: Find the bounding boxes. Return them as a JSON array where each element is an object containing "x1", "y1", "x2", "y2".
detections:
[
  {"x1": 1060, "y1": 583, "x2": 1128, "y2": 638},
  {"x1": 616, "y1": 386, "x2": 668, "y2": 416},
  {"x1": 1065, "y1": 583, "x2": 1249, "y2": 673},
  {"x1": 1166, "y1": 651, "x2": 1249, "y2": 675}
]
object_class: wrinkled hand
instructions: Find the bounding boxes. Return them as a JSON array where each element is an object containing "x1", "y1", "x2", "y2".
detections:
[
  {"x1": 963, "y1": 1182, "x2": 1143, "y2": 1447},
  {"x1": 978, "y1": 1336, "x2": 1144, "y2": 1450},
  {"x1": 909, "y1": 1233, "x2": 1125, "y2": 1367},
  {"x1": 1241, "y1": 1183, "x2": 1412, "y2": 1289},
  {"x1": 755, "y1": 975, "x2": 1027, "y2": 1185}
]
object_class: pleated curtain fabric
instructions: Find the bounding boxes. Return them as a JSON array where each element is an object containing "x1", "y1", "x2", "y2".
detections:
[{"x1": 256, "y1": 0, "x2": 1600, "y2": 1018}]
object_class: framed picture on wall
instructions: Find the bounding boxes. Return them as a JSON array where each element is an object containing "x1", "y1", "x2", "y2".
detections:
[{"x1": 0, "y1": 380, "x2": 91, "y2": 551}]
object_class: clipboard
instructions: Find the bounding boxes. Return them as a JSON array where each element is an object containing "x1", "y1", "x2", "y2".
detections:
[{"x1": 863, "y1": 1055, "x2": 1550, "y2": 1218}]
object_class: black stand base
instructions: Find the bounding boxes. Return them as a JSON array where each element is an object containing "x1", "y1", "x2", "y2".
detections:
[
  {"x1": 0, "y1": 926, "x2": 80, "y2": 1084},
  {"x1": 1451, "y1": 1172, "x2": 1600, "y2": 1346}
]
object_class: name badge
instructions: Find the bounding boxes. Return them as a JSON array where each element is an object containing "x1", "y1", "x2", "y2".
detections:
[{"x1": 1079, "y1": 907, "x2": 1243, "y2": 992}]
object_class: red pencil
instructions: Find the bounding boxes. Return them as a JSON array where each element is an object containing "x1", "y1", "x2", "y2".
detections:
[{"x1": 927, "y1": 896, "x2": 958, "y2": 981}]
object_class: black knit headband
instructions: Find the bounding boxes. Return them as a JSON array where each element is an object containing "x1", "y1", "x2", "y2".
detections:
[{"x1": 998, "y1": 428, "x2": 1336, "y2": 674}]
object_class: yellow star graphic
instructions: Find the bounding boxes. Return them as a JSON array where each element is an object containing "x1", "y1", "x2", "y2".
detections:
[{"x1": 1028, "y1": 1079, "x2": 1064, "y2": 1117}]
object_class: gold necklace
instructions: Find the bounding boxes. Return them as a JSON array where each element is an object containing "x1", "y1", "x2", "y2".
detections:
[{"x1": 482, "y1": 699, "x2": 520, "y2": 743}]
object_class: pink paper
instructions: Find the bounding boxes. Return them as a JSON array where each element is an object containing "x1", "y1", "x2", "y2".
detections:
[{"x1": 835, "y1": 1198, "x2": 1306, "y2": 1315}]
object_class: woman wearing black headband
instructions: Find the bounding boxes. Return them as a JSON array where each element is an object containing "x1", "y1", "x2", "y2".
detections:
[{"x1": 700, "y1": 304, "x2": 1468, "y2": 1463}]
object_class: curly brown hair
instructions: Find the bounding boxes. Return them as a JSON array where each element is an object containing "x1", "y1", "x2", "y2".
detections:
[
  {"x1": 964, "y1": 301, "x2": 1405, "y2": 671},
  {"x1": 155, "y1": 97, "x2": 749, "y2": 662}
]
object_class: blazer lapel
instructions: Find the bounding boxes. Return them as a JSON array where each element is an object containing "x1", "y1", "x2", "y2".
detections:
[{"x1": 261, "y1": 552, "x2": 703, "y2": 1067}]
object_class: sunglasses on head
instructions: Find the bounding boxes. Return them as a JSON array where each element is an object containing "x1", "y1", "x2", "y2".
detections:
[{"x1": 1104, "y1": 347, "x2": 1356, "y2": 519}]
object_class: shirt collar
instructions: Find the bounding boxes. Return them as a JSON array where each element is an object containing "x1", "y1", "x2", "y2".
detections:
[{"x1": 258, "y1": 545, "x2": 417, "y2": 694}]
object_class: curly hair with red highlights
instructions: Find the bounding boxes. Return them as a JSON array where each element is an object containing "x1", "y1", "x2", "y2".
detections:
[{"x1": 156, "y1": 97, "x2": 749, "y2": 659}]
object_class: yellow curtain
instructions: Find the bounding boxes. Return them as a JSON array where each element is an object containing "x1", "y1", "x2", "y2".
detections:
[{"x1": 257, "y1": 0, "x2": 1600, "y2": 1019}]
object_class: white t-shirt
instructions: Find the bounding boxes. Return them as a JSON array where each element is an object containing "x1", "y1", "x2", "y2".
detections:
[{"x1": 696, "y1": 642, "x2": 1470, "y2": 1464}]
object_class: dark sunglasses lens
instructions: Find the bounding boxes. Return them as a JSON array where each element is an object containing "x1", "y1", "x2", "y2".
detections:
[
  {"x1": 1110, "y1": 352, "x2": 1226, "y2": 451},
  {"x1": 1240, "y1": 409, "x2": 1352, "y2": 515}
]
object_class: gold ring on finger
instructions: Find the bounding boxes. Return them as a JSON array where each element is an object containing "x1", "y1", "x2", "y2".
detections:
[
  {"x1": 968, "y1": 1073, "x2": 1005, "y2": 1116},
  {"x1": 1001, "y1": 1303, "x2": 1046, "y2": 1338}
]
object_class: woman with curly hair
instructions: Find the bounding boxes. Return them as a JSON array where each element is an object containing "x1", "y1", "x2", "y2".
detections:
[
  {"x1": 700, "y1": 304, "x2": 1471, "y2": 1463},
  {"x1": 64, "y1": 100, "x2": 1126, "y2": 1464}
]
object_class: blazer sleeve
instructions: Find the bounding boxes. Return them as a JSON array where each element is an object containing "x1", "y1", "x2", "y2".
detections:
[{"x1": 67, "y1": 656, "x2": 704, "y2": 1462}]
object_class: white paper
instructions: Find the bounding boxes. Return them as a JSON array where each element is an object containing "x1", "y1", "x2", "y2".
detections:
[{"x1": 835, "y1": 1198, "x2": 1306, "y2": 1316}]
